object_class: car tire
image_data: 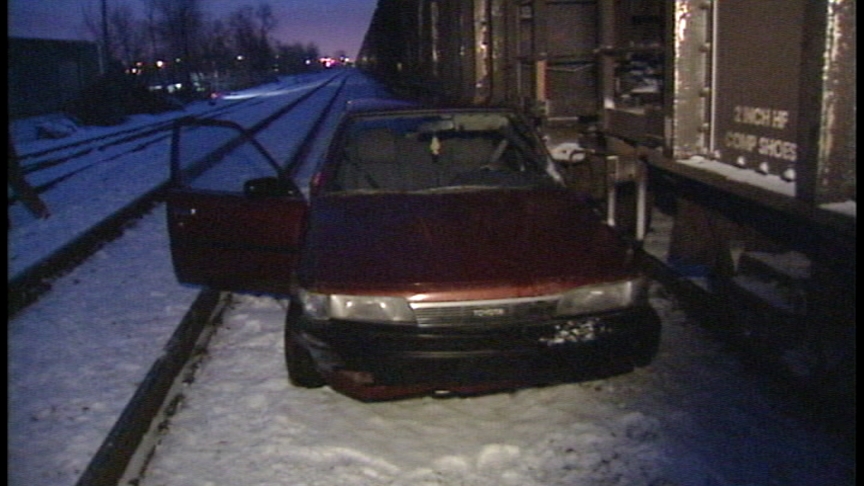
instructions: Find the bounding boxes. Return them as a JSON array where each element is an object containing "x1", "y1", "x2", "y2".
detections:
[
  {"x1": 285, "y1": 307, "x2": 326, "y2": 388},
  {"x1": 631, "y1": 331, "x2": 661, "y2": 368}
]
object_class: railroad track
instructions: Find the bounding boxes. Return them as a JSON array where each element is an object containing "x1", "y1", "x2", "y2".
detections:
[
  {"x1": 9, "y1": 71, "x2": 357, "y2": 486},
  {"x1": 8, "y1": 71, "x2": 347, "y2": 318},
  {"x1": 12, "y1": 74, "x2": 338, "y2": 205},
  {"x1": 635, "y1": 247, "x2": 855, "y2": 449},
  {"x1": 13, "y1": 69, "x2": 852, "y2": 484},
  {"x1": 72, "y1": 250, "x2": 853, "y2": 486}
]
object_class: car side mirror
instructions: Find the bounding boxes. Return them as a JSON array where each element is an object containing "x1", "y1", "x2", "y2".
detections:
[{"x1": 243, "y1": 177, "x2": 300, "y2": 198}]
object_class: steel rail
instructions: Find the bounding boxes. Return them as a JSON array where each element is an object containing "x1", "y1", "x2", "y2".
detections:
[
  {"x1": 11, "y1": 73, "x2": 342, "y2": 205},
  {"x1": 8, "y1": 73, "x2": 345, "y2": 318},
  {"x1": 64, "y1": 75, "x2": 350, "y2": 486}
]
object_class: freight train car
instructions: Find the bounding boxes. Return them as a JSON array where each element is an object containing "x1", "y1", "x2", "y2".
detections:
[
  {"x1": 596, "y1": 0, "x2": 855, "y2": 419},
  {"x1": 358, "y1": 0, "x2": 604, "y2": 121},
  {"x1": 358, "y1": 0, "x2": 855, "y2": 426}
]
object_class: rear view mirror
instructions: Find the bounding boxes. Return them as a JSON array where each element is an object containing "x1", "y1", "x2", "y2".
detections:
[
  {"x1": 418, "y1": 119, "x2": 456, "y2": 133},
  {"x1": 243, "y1": 177, "x2": 299, "y2": 198}
]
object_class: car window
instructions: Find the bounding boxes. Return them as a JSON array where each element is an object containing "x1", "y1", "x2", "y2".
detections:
[{"x1": 323, "y1": 112, "x2": 557, "y2": 193}]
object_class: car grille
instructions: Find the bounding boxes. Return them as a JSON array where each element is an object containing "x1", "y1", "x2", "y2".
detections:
[{"x1": 410, "y1": 296, "x2": 559, "y2": 327}]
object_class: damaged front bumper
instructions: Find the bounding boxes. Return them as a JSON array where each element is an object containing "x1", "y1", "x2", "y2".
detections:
[{"x1": 292, "y1": 306, "x2": 661, "y2": 400}]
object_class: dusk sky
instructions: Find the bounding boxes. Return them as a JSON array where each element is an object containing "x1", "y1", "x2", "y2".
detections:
[{"x1": 8, "y1": 0, "x2": 378, "y2": 58}]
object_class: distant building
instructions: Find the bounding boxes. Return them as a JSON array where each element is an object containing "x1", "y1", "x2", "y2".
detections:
[{"x1": 8, "y1": 37, "x2": 101, "y2": 119}]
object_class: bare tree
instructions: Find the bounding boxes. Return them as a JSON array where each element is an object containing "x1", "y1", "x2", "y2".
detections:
[
  {"x1": 81, "y1": 2, "x2": 146, "y2": 66},
  {"x1": 110, "y1": 4, "x2": 148, "y2": 66},
  {"x1": 140, "y1": 0, "x2": 162, "y2": 62},
  {"x1": 228, "y1": 2, "x2": 280, "y2": 74},
  {"x1": 229, "y1": 6, "x2": 261, "y2": 72},
  {"x1": 164, "y1": 0, "x2": 203, "y2": 60},
  {"x1": 75, "y1": 0, "x2": 320, "y2": 95},
  {"x1": 255, "y1": 3, "x2": 278, "y2": 43},
  {"x1": 275, "y1": 41, "x2": 321, "y2": 74},
  {"x1": 198, "y1": 19, "x2": 234, "y2": 77},
  {"x1": 146, "y1": 0, "x2": 204, "y2": 95},
  {"x1": 254, "y1": 2, "x2": 278, "y2": 71}
]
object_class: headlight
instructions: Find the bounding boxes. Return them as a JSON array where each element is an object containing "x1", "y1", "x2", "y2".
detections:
[
  {"x1": 298, "y1": 289, "x2": 416, "y2": 323},
  {"x1": 556, "y1": 279, "x2": 646, "y2": 316}
]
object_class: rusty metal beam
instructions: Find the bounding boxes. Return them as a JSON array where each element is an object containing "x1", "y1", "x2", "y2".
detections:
[
  {"x1": 796, "y1": 0, "x2": 856, "y2": 205},
  {"x1": 667, "y1": 0, "x2": 711, "y2": 159}
]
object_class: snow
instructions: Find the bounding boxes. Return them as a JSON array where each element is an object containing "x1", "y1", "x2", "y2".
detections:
[
  {"x1": 8, "y1": 71, "x2": 855, "y2": 486},
  {"x1": 9, "y1": 73, "x2": 345, "y2": 486},
  {"x1": 134, "y1": 291, "x2": 854, "y2": 486},
  {"x1": 729, "y1": 275, "x2": 798, "y2": 314},
  {"x1": 743, "y1": 251, "x2": 811, "y2": 281},
  {"x1": 548, "y1": 142, "x2": 587, "y2": 163},
  {"x1": 677, "y1": 155, "x2": 857, "y2": 218},
  {"x1": 8, "y1": 209, "x2": 200, "y2": 486},
  {"x1": 678, "y1": 155, "x2": 796, "y2": 197},
  {"x1": 821, "y1": 200, "x2": 857, "y2": 217},
  {"x1": 8, "y1": 74, "x2": 337, "y2": 279}
]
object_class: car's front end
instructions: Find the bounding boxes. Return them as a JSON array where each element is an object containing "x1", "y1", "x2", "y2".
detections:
[
  {"x1": 288, "y1": 183, "x2": 661, "y2": 400},
  {"x1": 290, "y1": 276, "x2": 660, "y2": 400}
]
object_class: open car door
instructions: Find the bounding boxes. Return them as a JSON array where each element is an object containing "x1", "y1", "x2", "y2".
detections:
[{"x1": 166, "y1": 118, "x2": 307, "y2": 295}]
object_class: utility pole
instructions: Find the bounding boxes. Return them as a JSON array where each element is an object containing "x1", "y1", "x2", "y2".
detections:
[{"x1": 101, "y1": 0, "x2": 111, "y2": 70}]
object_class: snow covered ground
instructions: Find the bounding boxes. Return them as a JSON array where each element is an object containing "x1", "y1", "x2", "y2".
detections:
[
  {"x1": 8, "y1": 70, "x2": 855, "y2": 486},
  {"x1": 135, "y1": 289, "x2": 854, "y2": 486},
  {"x1": 8, "y1": 72, "x2": 340, "y2": 279},
  {"x1": 8, "y1": 208, "x2": 201, "y2": 486},
  {"x1": 8, "y1": 72, "x2": 349, "y2": 486}
]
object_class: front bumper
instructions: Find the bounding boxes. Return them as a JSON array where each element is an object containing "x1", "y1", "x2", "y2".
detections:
[{"x1": 293, "y1": 306, "x2": 661, "y2": 400}]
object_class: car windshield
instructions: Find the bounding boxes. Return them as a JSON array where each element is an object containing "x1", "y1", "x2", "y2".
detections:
[{"x1": 321, "y1": 111, "x2": 558, "y2": 193}]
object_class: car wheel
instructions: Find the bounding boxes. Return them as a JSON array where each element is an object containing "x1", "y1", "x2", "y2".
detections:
[
  {"x1": 284, "y1": 307, "x2": 325, "y2": 388},
  {"x1": 631, "y1": 331, "x2": 661, "y2": 368}
]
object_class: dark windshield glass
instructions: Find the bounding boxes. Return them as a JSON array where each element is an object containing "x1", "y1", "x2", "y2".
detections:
[{"x1": 323, "y1": 112, "x2": 558, "y2": 193}]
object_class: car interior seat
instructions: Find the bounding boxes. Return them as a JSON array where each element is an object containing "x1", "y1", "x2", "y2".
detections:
[{"x1": 342, "y1": 128, "x2": 400, "y2": 190}]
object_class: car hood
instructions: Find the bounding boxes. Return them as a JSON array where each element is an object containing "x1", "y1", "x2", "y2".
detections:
[{"x1": 299, "y1": 187, "x2": 635, "y2": 297}]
